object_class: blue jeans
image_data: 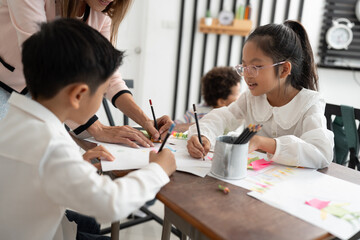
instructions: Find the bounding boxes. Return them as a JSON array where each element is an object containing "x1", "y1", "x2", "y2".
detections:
[{"x1": 65, "y1": 210, "x2": 110, "y2": 240}]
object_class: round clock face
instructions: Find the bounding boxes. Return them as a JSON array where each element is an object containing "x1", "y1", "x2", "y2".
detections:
[
  {"x1": 326, "y1": 25, "x2": 353, "y2": 50},
  {"x1": 218, "y1": 11, "x2": 234, "y2": 26},
  {"x1": 356, "y1": 0, "x2": 360, "y2": 22}
]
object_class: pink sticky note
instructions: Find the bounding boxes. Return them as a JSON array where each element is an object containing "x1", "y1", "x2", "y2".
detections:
[
  {"x1": 305, "y1": 198, "x2": 330, "y2": 210},
  {"x1": 255, "y1": 182, "x2": 269, "y2": 188},
  {"x1": 250, "y1": 159, "x2": 273, "y2": 171}
]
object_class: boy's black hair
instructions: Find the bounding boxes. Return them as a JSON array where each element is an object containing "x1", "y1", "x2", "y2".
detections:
[
  {"x1": 201, "y1": 67, "x2": 240, "y2": 107},
  {"x1": 22, "y1": 18, "x2": 124, "y2": 99},
  {"x1": 246, "y1": 20, "x2": 318, "y2": 91}
]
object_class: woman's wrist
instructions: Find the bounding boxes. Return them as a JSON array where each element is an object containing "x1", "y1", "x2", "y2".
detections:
[{"x1": 86, "y1": 120, "x2": 104, "y2": 137}]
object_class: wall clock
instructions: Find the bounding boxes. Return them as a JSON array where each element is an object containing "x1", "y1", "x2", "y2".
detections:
[
  {"x1": 326, "y1": 18, "x2": 354, "y2": 50},
  {"x1": 218, "y1": 11, "x2": 234, "y2": 26}
]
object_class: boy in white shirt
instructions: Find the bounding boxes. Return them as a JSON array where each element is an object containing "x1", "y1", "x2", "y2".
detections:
[{"x1": 0, "y1": 18, "x2": 176, "y2": 240}]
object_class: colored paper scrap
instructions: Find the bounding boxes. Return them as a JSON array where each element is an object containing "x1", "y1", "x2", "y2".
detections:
[
  {"x1": 248, "y1": 156, "x2": 260, "y2": 164},
  {"x1": 247, "y1": 156, "x2": 259, "y2": 169},
  {"x1": 324, "y1": 205, "x2": 350, "y2": 218},
  {"x1": 305, "y1": 198, "x2": 330, "y2": 210},
  {"x1": 249, "y1": 158, "x2": 273, "y2": 171}
]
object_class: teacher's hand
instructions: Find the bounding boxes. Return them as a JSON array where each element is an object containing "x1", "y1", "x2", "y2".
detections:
[
  {"x1": 88, "y1": 121, "x2": 154, "y2": 148},
  {"x1": 143, "y1": 115, "x2": 173, "y2": 140}
]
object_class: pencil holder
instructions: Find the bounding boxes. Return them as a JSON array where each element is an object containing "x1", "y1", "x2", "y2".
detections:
[{"x1": 211, "y1": 135, "x2": 248, "y2": 180}]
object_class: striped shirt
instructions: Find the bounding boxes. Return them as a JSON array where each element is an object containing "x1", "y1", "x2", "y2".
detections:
[{"x1": 176, "y1": 103, "x2": 213, "y2": 124}]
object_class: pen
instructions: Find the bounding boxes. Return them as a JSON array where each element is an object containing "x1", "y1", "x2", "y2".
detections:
[
  {"x1": 158, "y1": 123, "x2": 176, "y2": 152},
  {"x1": 193, "y1": 104, "x2": 205, "y2": 160}
]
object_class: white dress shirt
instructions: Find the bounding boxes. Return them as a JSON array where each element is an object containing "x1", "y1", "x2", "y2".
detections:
[
  {"x1": 189, "y1": 88, "x2": 334, "y2": 169},
  {"x1": 0, "y1": 93, "x2": 170, "y2": 240}
]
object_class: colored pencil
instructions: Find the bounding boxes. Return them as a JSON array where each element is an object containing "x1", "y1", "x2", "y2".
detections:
[
  {"x1": 158, "y1": 123, "x2": 176, "y2": 152},
  {"x1": 233, "y1": 124, "x2": 252, "y2": 144},
  {"x1": 234, "y1": 124, "x2": 262, "y2": 144}
]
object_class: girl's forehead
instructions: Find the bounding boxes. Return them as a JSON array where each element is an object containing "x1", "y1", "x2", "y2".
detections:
[{"x1": 242, "y1": 41, "x2": 272, "y2": 63}]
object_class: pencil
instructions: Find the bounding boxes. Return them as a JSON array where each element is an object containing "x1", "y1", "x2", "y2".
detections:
[
  {"x1": 193, "y1": 104, "x2": 205, "y2": 160},
  {"x1": 234, "y1": 124, "x2": 262, "y2": 144},
  {"x1": 158, "y1": 123, "x2": 176, "y2": 152},
  {"x1": 149, "y1": 99, "x2": 158, "y2": 131},
  {"x1": 243, "y1": 124, "x2": 262, "y2": 143},
  {"x1": 233, "y1": 124, "x2": 252, "y2": 144}
]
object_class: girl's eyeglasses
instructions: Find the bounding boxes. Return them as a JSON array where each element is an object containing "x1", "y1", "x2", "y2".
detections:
[{"x1": 234, "y1": 61, "x2": 285, "y2": 77}]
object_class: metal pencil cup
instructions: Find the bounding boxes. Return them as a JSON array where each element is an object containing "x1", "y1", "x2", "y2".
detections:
[{"x1": 211, "y1": 135, "x2": 249, "y2": 180}]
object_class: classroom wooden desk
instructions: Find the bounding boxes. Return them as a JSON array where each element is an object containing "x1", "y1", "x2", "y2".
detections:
[
  {"x1": 152, "y1": 163, "x2": 360, "y2": 240},
  {"x1": 71, "y1": 136, "x2": 360, "y2": 240}
]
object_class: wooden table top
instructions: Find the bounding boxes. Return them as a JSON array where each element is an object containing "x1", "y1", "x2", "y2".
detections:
[
  {"x1": 154, "y1": 163, "x2": 360, "y2": 240},
  {"x1": 73, "y1": 136, "x2": 360, "y2": 240}
]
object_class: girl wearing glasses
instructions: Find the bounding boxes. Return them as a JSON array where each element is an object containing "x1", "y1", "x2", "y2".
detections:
[{"x1": 187, "y1": 20, "x2": 334, "y2": 169}]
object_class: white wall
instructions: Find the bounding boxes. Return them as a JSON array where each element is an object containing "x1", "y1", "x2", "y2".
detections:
[
  {"x1": 97, "y1": 0, "x2": 360, "y2": 127},
  {"x1": 301, "y1": 0, "x2": 360, "y2": 108}
]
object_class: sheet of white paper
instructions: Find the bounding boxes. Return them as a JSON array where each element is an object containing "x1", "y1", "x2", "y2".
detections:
[
  {"x1": 247, "y1": 170, "x2": 360, "y2": 240},
  {"x1": 87, "y1": 137, "x2": 212, "y2": 177}
]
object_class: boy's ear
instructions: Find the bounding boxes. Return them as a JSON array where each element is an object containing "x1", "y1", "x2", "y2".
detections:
[
  {"x1": 279, "y1": 61, "x2": 292, "y2": 79},
  {"x1": 68, "y1": 84, "x2": 90, "y2": 109},
  {"x1": 216, "y1": 98, "x2": 227, "y2": 108}
]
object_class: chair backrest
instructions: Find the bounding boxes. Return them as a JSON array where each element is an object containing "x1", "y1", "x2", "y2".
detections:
[
  {"x1": 325, "y1": 103, "x2": 360, "y2": 167},
  {"x1": 325, "y1": 103, "x2": 360, "y2": 138},
  {"x1": 103, "y1": 79, "x2": 134, "y2": 126}
]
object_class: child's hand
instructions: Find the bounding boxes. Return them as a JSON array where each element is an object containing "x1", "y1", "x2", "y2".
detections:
[
  {"x1": 149, "y1": 149, "x2": 176, "y2": 176},
  {"x1": 248, "y1": 135, "x2": 260, "y2": 153},
  {"x1": 248, "y1": 135, "x2": 276, "y2": 154},
  {"x1": 82, "y1": 145, "x2": 115, "y2": 163},
  {"x1": 187, "y1": 135, "x2": 210, "y2": 159}
]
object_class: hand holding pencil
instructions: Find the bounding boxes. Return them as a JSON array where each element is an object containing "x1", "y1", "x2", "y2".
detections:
[
  {"x1": 187, "y1": 104, "x2": 211, "y2": 159},
  {"x1": 150, "y1": 122, "x2": 177, "y2": 176},
  {"x1": 147, "y1": 99, "x2": 173, "y2": 140},
  {"x1": 149, "y1": 149, "x2": 176, "y2": 176},
  {"x1": 187, "y1": 135, "x2": 211, "y2": 159}
]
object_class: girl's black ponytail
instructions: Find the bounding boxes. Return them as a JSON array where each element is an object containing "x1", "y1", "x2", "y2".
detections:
[{"x1": 284, "y1": 20, "x2": 318, "y2": 91}]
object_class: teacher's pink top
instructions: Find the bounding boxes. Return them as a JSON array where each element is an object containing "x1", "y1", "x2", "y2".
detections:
[{"x1": 0, "y1": 0, "x2": 129, "y2": 102}]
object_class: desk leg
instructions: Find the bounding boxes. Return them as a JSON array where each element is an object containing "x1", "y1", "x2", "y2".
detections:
[
  {"x1": 181, "y1": 233, "x2": 187, "y2": 240},
  {"x1": 162, "y1": 206, "x2": 209, "y2": 240},
  {"x1": 161, "y1": 216, "x2": 172, "y2": 240},
  {"x1": 111, "y1": 221, "x2": 120, "y2": 240}
]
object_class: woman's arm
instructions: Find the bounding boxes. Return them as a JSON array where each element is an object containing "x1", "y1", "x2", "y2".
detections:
[{"x1": 114, "y1": 93, "x2": 173, "y2": 140}]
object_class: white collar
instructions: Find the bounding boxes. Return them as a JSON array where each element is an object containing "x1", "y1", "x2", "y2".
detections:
[
  {"x1": 249, "y1": 88, "x2": 322, "y2": 129},
  {"x1": 8, "y1": 92, "x2": 65, "y2": 133}
]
